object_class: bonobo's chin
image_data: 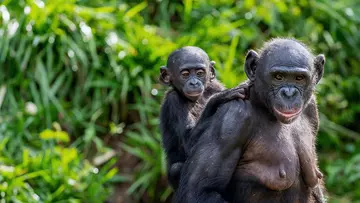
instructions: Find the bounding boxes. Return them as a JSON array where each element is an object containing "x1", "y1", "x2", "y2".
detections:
[
  {"x1": 184, "y1": 90, "x2": 204, "y2": 101},
  {"x1": 273, "y1": 107, "x2": 302, "y2": 124}
]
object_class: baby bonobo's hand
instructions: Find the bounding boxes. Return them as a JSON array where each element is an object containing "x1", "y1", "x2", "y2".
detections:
[{"x1": 224, "y1": 86, "x2": 248, "y2": 101}]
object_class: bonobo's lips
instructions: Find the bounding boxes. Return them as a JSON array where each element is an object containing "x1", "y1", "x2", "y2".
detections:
[
  {"x1": 185, "y1": 91, "x2": 202, "y2": 97},
  {"x1": 184, "y1": 90, "x2": 203, "y2": 98},
  {"x1": 273, "y1": 107, "x2": 301, "y2": 120}
]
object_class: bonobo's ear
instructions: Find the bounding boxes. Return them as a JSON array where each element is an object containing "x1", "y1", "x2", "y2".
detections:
[
  {"x1": 210, "y1": 61, "x2": 216, "y2": 80},
  {"x1": 245, "y1": 50, "x2": 259, "y2": 80},
  {"x1": 159, "y1": 66, "x2": 171, "y2": 85},
  {"x1": 314, "y1": 54, "x2": 325, "y2": 84}
]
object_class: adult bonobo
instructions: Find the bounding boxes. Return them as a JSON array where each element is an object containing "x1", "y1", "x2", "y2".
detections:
[
  {"x1": 159, "y1": 46, "x2": 248, "y2": 189},
  {"x1": 174, "y1": 39, "x2": 326, "y2": 203}
]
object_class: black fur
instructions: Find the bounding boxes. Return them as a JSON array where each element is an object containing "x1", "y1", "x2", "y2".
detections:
[
  {"x1": 173, "y1": 39, "x2": 326, "y2": 203},
  {"x1": 159, "y1": 46, "x2": 248, "y2": 189}
]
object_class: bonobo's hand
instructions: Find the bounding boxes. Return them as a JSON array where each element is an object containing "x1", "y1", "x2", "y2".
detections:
[
  {"x1": 170, "y1": 162, "x2": 184, "y2": 179},
  {"x1": 316, "y1": 168, "x2": 323, "y2": 179}
]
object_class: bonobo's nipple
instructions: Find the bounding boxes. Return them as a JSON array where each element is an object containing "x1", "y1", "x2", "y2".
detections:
[{"x1": 279, "y1": 169, "x2": 286, "y2": 178}]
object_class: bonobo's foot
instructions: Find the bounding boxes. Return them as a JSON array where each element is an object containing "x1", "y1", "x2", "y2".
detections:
[{"x1": 170, "y1": 162, "x2": 184, "y2": 178}]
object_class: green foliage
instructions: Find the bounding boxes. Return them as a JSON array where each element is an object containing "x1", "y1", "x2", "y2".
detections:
[
  {"x1": 0, "y1": 121, "x2": 115, "y2": 202},
  {"x1": 0, "y1": 0, "x2": 359, "y2": 202}
]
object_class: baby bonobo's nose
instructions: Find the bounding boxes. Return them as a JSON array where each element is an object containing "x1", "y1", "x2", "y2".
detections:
[{"x1": 189, "y1": 79, "x2": 200, "y2": 87}]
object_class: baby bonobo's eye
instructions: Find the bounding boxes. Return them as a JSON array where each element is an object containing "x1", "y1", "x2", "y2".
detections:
[
  {"x1": 196, "y1": 69, "x2": 205, "y2": 77},
  {"x1": 274, "y1": 74, "x2": 284, "y2": 81},
  {"x1": 181, "y1": 70, "x2": 190, "y2": 78},
  {"x1": 295, "y1": 75, "x2": 305, "y2": 81}
]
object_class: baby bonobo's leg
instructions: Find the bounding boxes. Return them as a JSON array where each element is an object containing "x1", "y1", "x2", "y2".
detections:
[{"x1": 298, "y1": 144, "x2": 321, "y2": 188}]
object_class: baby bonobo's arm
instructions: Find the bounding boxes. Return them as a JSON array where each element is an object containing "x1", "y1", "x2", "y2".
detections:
[
  {"x1": 160, "y1": 91, "x2": 193, "y2": 189},
  {"x1": 197, "y1": 81, "x2": 249, "y2": 125},
  {"x1": 182, "y1": 82, "x2": 249, "y2": 155}
]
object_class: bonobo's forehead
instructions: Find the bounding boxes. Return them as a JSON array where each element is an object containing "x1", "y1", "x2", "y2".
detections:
[
  {"x1": 261, "y1": 39, "x2": 313, "y2": 69},
  {"x1": 167, "y1": 46, "x2": 210, "y2": 70}
]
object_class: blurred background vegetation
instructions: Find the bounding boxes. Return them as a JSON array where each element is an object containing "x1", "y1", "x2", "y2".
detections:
[{"x1": 0, "y1": 0, "x2": 359, "y2": 202}]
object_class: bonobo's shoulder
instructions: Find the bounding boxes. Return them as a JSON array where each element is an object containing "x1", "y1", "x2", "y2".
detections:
[
  {"x1": 162, "y1": 90, "x2": 181, "y2": 104},
  {"x1": 164, "y1": 89, "x2": 178, "y2": 99},
  {"x1": 218, "y1": 99, "x2": 251, "y2": 120},
  {"x1": 214, "y1": 99, "x2": 252, "y2": 144},
  {"x1": 161, "y1": 90, "x2": 177, "y2": 111}
]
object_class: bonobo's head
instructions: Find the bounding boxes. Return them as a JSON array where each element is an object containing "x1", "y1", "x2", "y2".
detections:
[
  {"x1": 245, "y1": 38, "x2": 325, "y2": 124},
  {"x1": 159, "y1": 46, "x2": 216, "y2": 101}
]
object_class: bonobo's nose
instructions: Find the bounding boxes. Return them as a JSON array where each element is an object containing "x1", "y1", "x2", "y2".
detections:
[
  {"x1": 189, "y1": 79, "x2": 200, "y2": 87},
  {"x1": 281, "y1": 87, "x2": 297, "y2": 98}
]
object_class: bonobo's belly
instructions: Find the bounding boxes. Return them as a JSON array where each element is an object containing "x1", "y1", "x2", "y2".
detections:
[{"x1": 234, "y1": 131, "x2": 299, "y2": 191}]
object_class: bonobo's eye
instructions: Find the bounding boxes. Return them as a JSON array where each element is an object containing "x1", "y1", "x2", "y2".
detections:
[
  {"x1": 196, "y1": 70, "x2": 205, "y2": 77},
  {"x1": 295, "y1": 75, "x2": 305, "y2": 81},
  {"x1": 181, "y1": 70, "x2": 190, "y2": 78},
  {"x1": 274, "y1": 74, "x2": 284, "y2": 81}
]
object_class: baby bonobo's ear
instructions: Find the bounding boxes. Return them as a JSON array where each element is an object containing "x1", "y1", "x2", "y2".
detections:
[
  {"x1": 209, "y1": 61, "x2": 216, "y2": 80},
  {"x1": 245, "y1": 50, "x2": 259, "y2": 81},
  {"x1": 314, "y1": 54, "x2": 325, "y2": 84},
  {"x1": 159, "y1": 66, "x2": 171, "y2": 86}
]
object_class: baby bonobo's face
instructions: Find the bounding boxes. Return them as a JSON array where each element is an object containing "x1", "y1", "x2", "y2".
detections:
[{"x1": 168, "y1": 49, "x2": 212, "y2": 101}]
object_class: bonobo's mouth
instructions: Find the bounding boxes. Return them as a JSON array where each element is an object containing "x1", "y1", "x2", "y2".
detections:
[
  {"x1": 184, "y1": 90, "x2": 203, "y2": 101},
  {"x1": 273, "y1": 107, "x2": 301, "y2": 122},
  {"x1": 185, "y1": 91, "x2": 202, "y2": 97}
]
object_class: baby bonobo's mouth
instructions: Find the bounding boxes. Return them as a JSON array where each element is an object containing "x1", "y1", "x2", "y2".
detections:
[
  {"x1": 185, "y1": 91, "x2": 202, "y2": 97},
  {"x1": 184, "y1": 89, "x2": 204, "y2": 100}
]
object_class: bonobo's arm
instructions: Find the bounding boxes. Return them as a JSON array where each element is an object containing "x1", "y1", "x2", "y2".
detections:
[
  {"x1": 160, "y1": 91, "x2": 192, "y2": 189},
  {"x1": 173, "y1": 100, "x2": 250, "y2": 203},
  {"x1": 303, "y1": 95, "x2": 326, "y2": 202}
]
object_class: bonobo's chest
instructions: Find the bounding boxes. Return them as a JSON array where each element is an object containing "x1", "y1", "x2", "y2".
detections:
[{"x1": 235, "y1": 112, "x2": 309, "y2": 192}]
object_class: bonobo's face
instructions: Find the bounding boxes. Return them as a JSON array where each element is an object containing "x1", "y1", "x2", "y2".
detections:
[
  {"x1": 265, "y1": 61, "x2": 312, "y2": 124},
  {"x1": 173, "y1": 57, "x2": 209, "y2": 101},
  {"x1": 245, "y1": 39, "x2": 325, "y2": 124},
  {"x1": 160, "y1": 47, "x2": 215, "y2": 101}
]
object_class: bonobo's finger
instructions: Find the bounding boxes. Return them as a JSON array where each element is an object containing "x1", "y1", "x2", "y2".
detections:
[
  {"x1": 237, "y1": 93, "x2": 246, "y2": 100},
  {"x1": 236, "y1": 89, "x2": 247, "y2": 99},
  {"x1": 316, "y1": 169, "x2": 323, "y2": 179}
]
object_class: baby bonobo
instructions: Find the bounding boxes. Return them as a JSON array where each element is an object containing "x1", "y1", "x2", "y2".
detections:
[
  {"x1": 159, "y1": 46, "x2": 248, "y2": 189},
  {"x1": 174, "y1": 39, "x2": 326, "y2": 203}
]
